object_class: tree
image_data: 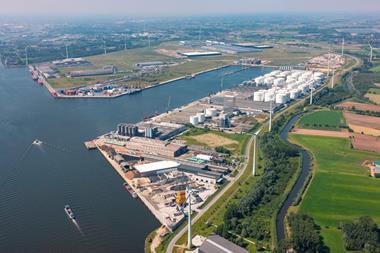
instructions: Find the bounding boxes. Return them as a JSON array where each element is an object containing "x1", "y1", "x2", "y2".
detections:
[{"x1": 342, "y1": 216, "x2": 379, "y2": 251}]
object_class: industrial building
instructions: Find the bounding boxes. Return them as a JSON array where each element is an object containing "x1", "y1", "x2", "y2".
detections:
[
  {"x1": 110, "y1": 135, "x2": 188, "y2": 157},
  {"x1": 52, "y1": 58, "x2": 91, "y2": 67},
  {"x1": 198, "y1": 234, "x2": 249, "y2": 253},
  {"x1": 180, "y1": 51, "x2": 222, "y2": 57},
  {"x1": 70, "y1": 65, "x2": 117, "y2": 77},
  {"x1": 179, "y1": 165, "x2": 223, "y2": 185},
  {"x1": 138, "y1": 121, "x2": 187, "y2": 140},
  {"x1": 117, "y1": 123, "x2": 139, "y2": 137},
  {"x1": 134, "y1": 160, "x2": 180, "y2": 176},
  {"x1": 135, "y1": 61, "x2": 167, "y2": 68}
]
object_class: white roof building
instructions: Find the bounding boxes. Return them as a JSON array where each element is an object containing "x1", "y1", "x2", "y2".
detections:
[{"x1": 134, "y1": 161, "x2": 180, "y2": 175}]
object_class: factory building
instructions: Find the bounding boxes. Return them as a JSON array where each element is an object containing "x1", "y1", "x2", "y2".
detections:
[
  {"x1": 117, "y1": 124, "x2": 139, "y2": 137},
  {"x1": 198, "y1": 234, "x2": 249, "y2": 253},
  {"x1": 179, "y1": 166, "x2": 223, "y2": 185},
  {"x1": 179, "y1": 51, "x2": 222, "y2": 57},
  {"x1": 70, "y1": 65, "x2": 117, "y2": 77},
  {"x1": 145, "y1": 126, "x2": 158, "y2": 138},
  {"x1": 121, "y1": 137, "x2": 188, "y2": 157},
  {"x1": 134, "y1": 160, "x2": 180, "y2": 176},
  {"x1": 135, "y1": 61, "x2": 167, "y2": 68}
]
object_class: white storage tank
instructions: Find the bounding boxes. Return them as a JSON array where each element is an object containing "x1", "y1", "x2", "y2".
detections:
[
  {"x1": 264, "y1": 77, "x2": 275, "y2": 85},
  {"x1": 274, "y1": 78, "x2": 285, "y2": 87},
  {"x1": 264, "y1": 92, "x2": 275, "y2": 102},
  {"x1": 254, "y1": 76, "x2": 264, "y2": 85},
  {"x1": 190, "y1": 115, "x2": 199, "y2": 125},
  {"x1": 205, "y1": 108, "x2": 218, "y2": 117},
  {"x1": 197, "y1": 113, "x2": 206, "y2": 123},
  {"x1": 253, "y1": 91, "x2": 265, "y2": 101},
  {"x1": 290, "y1": 89, "x2": 299, "y2": 99},
  {"x1": 275, "y1": 93, "x2": 289, "y2": 104}
]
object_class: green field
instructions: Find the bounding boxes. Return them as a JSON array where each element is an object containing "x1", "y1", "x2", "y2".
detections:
[
  {"x1": 370, "y1": 64, "x2": 380, "y2": 73},
  {"x1": 298, "y1": 110, "x2": 346, "y2": 131},
  {"x1": 290, "y1": 135, "x2": 380, "y2": 253}
]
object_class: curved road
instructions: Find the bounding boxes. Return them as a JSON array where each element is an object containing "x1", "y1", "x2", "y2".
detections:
[
  {"x1": 166, "y1": 134, "x2": 256, "y2": 253},
  {"x1": 275, "y1": 114, "x2": 312, "y2": 242}
]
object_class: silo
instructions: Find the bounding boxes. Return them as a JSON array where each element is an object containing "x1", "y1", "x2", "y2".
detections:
[
  {"x1": 253, "y1": 91, "x2": 265, "y2": 101},
  {"x1": 290, "y1": 89, "x2": 300, "y2": 99},
  {"x1": 197, "y1": 113, "x2": 206, "y2": 123},
  {"x1": 274, "y1": 78, "x2": 285, "y2": 87},
  {"x1": 264, "y1": 91, "x2": 275, "y2": 102},
  {"x1": 205, "y1": 108, "x2": 218, "y2": 117},
  {"x1": 190, "y1": 115, "x2": 199, "y2": 125}
]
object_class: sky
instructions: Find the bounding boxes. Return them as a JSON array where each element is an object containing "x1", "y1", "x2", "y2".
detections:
[{"x1": 1, "y1": 0, "x2": 380, "y2": 15}]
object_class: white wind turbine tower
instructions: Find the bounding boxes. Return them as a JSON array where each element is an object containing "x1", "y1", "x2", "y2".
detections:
[
  {"x1": 103, "y1": 40, "x2": 107, "y2": 55},
  {"x1": 124, "y1": 34, "x2": 127, "y2": 50},
  {"x1": 25, "y1": 46, "x2": 28, "y2": 66},
  {"x1": 368, "y1": 41, "x2": 373, "y2": 62},
  {"x1": 331, "y1": 69, "x2": 335, "y2": 89},
  {"x1": 65, "y1": 44, "x2": 69, "y2": 59},
  {"x1": 327, "y1": 45, "x2": 331, "y2": 77},
  {"x1": 310, "y1": 85, "x2": 315, "y2": 105},
  {"x1": 341, "y1": 38, "x2": 345, "y2": 56},
  {"x1": 269, "y1": 98, "x2": 273, "y2": 132},
  {"x1": 186, "y1": 185, "x2": 193, "y2": 249}
]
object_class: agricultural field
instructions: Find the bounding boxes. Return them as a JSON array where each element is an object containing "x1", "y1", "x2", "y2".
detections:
[
  {"x1": 298, "y1": 110, "x2": 346, "y2": 131},
  {"x1": 365, "y1": 93, "x2": 380, "y2": 104},
  {"x1": 344, "y1": 112, "x2": 380, "y2": 136},
  {"x1": 290, "y1": 135, "x2": 380, "y2": 253},
  {"x1": 178, "y1": 128, "x2": 249, "y2": 155},
  {"x1": 337, "y1": 101, "x2": 380, "y2": 113}
]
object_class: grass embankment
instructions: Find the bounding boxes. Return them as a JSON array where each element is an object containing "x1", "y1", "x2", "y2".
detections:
[
  {"x1": 298, "y1": 110, "x2": 346, "y2": 131},
  {"x1": 290, "y1": 135, "x2": 380, "y2": 253}
]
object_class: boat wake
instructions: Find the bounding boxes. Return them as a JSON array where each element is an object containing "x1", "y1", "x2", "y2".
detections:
[{"x1": 72, "y1": 219, "x2": 85, "y2": 237}]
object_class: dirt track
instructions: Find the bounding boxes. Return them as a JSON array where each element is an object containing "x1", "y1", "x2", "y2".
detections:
[{"x1": 291, "y1": 128, "x2": 350, "y2": 138}]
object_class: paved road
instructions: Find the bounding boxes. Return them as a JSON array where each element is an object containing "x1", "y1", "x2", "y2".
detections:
[{"x1": 166, "y1": 134, "x2": 255, "y2": 253}]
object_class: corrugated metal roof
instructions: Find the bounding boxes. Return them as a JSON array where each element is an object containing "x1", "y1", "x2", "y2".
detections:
[
  {"x1": 134, "y1": 160, "x2": 180, "y2": 173},
  {"x1": 199, "y1": 235, "x2": 249, "y2": 253}
]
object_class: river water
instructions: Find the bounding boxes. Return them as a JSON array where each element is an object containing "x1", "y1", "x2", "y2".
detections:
[{"x1": 0, "y1": 65, "x2": 270, "y2": 253}]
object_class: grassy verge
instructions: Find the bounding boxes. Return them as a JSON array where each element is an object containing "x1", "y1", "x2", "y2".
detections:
[{"x1": 298, "y1": 110, "x2": 346, "y2": 131}]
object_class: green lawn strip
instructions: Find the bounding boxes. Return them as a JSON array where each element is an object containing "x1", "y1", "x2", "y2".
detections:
[
  {"x1": 298, "y1": 110, "x2": 346, "y2": 131},
  {"x1": 320, "y1": 227, "x2": 347, "y2": 253},
  {"x1": 289, "y1": 135, "x2": 380, "y2": 251}
]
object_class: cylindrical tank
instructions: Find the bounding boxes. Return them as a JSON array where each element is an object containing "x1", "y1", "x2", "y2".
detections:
[
  {"x1": 197, "y1": 113, "x2": 206, "y2": 123},
  {"x1": 290, "y1": 89, "x2": 300, "y2": 99},
  {"x1": 205, "y1": 108, "x2": 217, "y2": 117},
  {"x1": 264, "y1": 92, "x2": 275, "y2": 102},
  {"x1": 275, "y1": 93, "x2": 288, "y2": 104},
  {"x1": 253, "y1": 91, "x2": 265, "y2": 101},
  {"x1": 264, "y1": 77, "x2": 275, "y2": 85},
  {"x1": 190, "y1": 115, "x2": 199, "y2": 125},
  {"x1": 274, "y1": 78, "x2": 285, "y2": 87}
]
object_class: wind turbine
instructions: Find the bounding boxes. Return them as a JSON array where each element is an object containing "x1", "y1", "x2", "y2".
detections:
[
  {"x1": 269, "y1": 99, "x2": 273, "y2": 132},
  {"x1": 65, "y1": 44, "x2": 69, "y2": 59},
  {"x1": 252, "y1": 128, "x2": 261, "y2": 176},
  {"x1": 103, "y1": 40, "x2": 107, "y2": 55},
  {"x1": 124, "y1": 34, "x2": 127, "y2": 50},
  {"x1": 25, "y1": 46, "x2": 28, "y2": 66},
  {"x1": 310, "y1": 86, "x2": 315, "y2": 105},
  {"x1": 341, "y1": 38, "x2": 345, "y2": 56},
  {"x1": 331, "y1": 69, "x2": 335, "y2": 89},
  {"x1": 187, "y1": 185, "x2": 192, "y2": 249},
  {"x1": 327, "y1": 45, "x2": 331, "y2": 76},
  {"x1": 368, "y1": 41, "x2": 373, "y2": 62}
]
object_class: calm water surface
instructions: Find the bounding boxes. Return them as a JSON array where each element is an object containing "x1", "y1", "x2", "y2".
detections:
[{"x1": 0, "y1": 65, "x2": 270, "y2": 253}]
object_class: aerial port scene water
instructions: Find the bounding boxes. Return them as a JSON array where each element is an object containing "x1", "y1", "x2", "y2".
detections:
[{"x1": 1, "y1": 2, "x2": 380, "y2": 253}]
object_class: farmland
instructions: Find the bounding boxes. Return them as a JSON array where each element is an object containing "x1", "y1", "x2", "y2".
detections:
[
  {"x1": 344, "y1": 112, "x2": 380, "y2": 136},
  {"x1": 290, "y1": 135, "x2": 380, "y2": 253},
  {"x1": 298, "y1": 110, "x2": 346, "y2": 131}
]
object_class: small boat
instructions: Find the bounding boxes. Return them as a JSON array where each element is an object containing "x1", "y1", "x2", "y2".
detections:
[
  {"x1": 123, "y1": 183, "x2": 137, "y2": 198},
  {"x1": 64, "y1": 205, "x2": 75, "y2": 220},
  {"x1": 32, "y1": 139, "x2": 42, "y2": 145}
]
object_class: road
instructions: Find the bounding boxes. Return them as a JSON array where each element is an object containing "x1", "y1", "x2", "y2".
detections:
[{"x1": 166, "y1": 134, "x2": 255, "y2": 253}]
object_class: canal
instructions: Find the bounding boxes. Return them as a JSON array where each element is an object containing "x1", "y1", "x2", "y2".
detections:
[{"x1": 0, "y1": 65, "x2": 271, "y2": 253}]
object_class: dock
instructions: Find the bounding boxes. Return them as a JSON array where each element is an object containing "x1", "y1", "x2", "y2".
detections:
[{"x1": 84, "y1": 140, "x2": 97, "y2": 150}]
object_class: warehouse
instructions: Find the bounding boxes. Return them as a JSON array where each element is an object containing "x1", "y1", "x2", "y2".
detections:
[
  {"x1": 198, "y1": 234, "x2": 249, "y2": 253},
  {"x1": 134, "y1": 160, "x2": 180, "y2": 176},
  {"x1": 180, "y1": 51, "x2": 221, "y2": 57},
  {"x1": 179, "y1": 166, "x2": 223, "y2": 185}
]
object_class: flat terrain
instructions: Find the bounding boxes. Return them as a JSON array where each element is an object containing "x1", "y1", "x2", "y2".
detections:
[
  {"x1": 351, "y1": 134, "x2": 380, "y2": 153},
  {"x1": 291, "y1": 128, "x2": 350, "y2": 138},
  {"x1": 178, "y1": 128, "x2": 249, "y2": 154},
  {"x1": 365, "y1": 93, "x2": 380, "y2": 104},
  {"x1": 337, "y1": 101, "x2": 380, "y2": 112},
  {"x1": 290, "y1": 135, "x2": 380, "y2": 253},
  {"x1": 298, "y1": 110, "x2": 346, "y2": 131},
  {"x1": 191, "y1": 133, "x2": 238, "y2": 148},
  {"x1": 344, "y1": 112, "x2": 380, "y2": 136}
]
